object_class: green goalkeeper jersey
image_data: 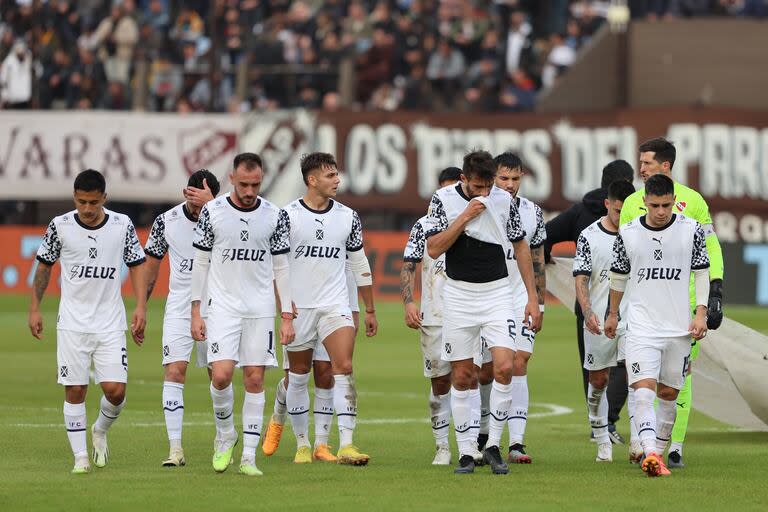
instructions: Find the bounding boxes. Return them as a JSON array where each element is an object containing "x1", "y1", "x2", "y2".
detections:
[{"x1": 620, "y1": 180, "x2": 724, "y2": 308}]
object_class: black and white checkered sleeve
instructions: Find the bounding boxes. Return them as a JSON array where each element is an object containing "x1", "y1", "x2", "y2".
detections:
[
  {"x1": 270, "y1": 209, "x2": 291, "y2": 255},
  {"x1": 691, "y1": 223, "x2": 710, "y2": 270},
  {"x1": 123, "y1": 221, "x2": 146, "y2": 267},
  {"x1": 572, "y1": 233, "x2": 592, "y2": 276},
  {"x1": 530, "y1": 204, "x2": 547, "y2": 248},
  {"x1": 507, "y1": 201, "x2": 525, "y2": 243},
  {"x1": 36, "y1": 220, "x2": 62, "y2": 265},
  {"x1": 193, "y1": 206, "x2": 214, "y2": 251},
  {"x1": 144, "y1": 214, "x2": 168, "y2": 259},
  {"x1": 423, "y1": 194, "x2": 448, "y2": 238},
  {"x1": 346, "y1": 211, "x2": 364, "y2": 252},
  {"x1": 403, "y1": 221, "x2": 425, "y2": 262},
  {"x1": 610, "y1": 234, "x2": 631, "y2": 274}
]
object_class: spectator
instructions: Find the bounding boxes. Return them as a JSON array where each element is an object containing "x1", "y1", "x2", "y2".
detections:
[
  {"x1": 93, "y1": 2, "x2": 139, "y2": 83},
  {"x1": 0, "y1": 40, "x2": 33, "y2": 109},
  {"x1": 101, "y1": 80, "x2": 132, "y2": 110},
  {"x1": 541, "y1": 32, "x2": 575, "y2": 89},
  {"x1": 426, "y1": 38, "x2": 466, "y2": 109},
  {"x1": 67, "y1": 47, "x2": 107, "y2": 108},
  {"x1": 505, "y1": 8, "x2": 534, "y2": 75},
  {"x1": 400, "y1": 63, "x2": 432, "y2": 110},
  {"x1": 170, "y1": 8, "x2": 204, "y2": 43},
  {"x1": 356, "y1": 25, "x2": 395, "y2": 103},
  {"x1": 499, "y1": 68, "x2": 537, "y2": 112}
]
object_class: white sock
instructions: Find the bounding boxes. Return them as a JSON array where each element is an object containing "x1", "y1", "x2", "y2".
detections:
[
  {"x1": 429, "y1": 390, "x2": 451, "y2": 446},
  {"x1": 487, "y1": 380, "x2": 513, "y2": 449},
  {"x1": 313, "y1": 387, "x2": 334, "y2": 447},
  {"x1": 627, "y1": 386, "x2": 638, "y2": 443},
  {"x1": 587, "y1": 383, "x2": 609, "y2": 444},
  {"x1": 656, "y1": 398, "x2": 677, "y2": 455},
  {"x1": 63, "y1": 401, "x2": 87, "y2": 457},
  {"x1": 634, "y1": 387, "x2": 658, "y2": 455},
  {"x1": 273, "y1": 377, "x2": 287, "y2": 423},
  {"x1": 451, "y1": 386, "x2": 475, "y2": 456},
  {"x1": 242, "y1": 391, "x2": 265, "y2": 462},
  {"x1": 287, "y1": 372, "x2": 311, "y2": 448},
  {"x1": 334, "y1": 374, "x2": 357, "y2": 447},
  {"x1": 162, "y1": 381, "x2": 184, "y2": 445},
  {"x1": 508, "y1": 375, "x2": 529, "y2": 445},
  {"x1": 210, "y1": 382, "x2": 235, "y2": 436},
  {"x1": 93, "y1": 395, "x2": 125, "y2": 434},
  {"x1": 479, "y1": 383, "x2": 492, "y2": 436},
  {"x1": 669, "y1": 441, "x2": 683, "y2": 456},
  {"x1": 469, "y1": 387, "x2": 481, "y2": 439}
]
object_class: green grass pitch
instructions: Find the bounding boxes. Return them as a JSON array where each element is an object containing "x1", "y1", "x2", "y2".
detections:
[{"x1": 1, "y1": 295, "x2": 767, "y2": 511}]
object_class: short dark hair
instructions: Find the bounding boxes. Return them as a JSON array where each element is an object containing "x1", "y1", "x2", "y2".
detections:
[
  {"x1": 638, "y1": 137, "x2": 676, "y2": 169},
  {"x1": 300, "y1": 152, "x2": 337, "y2": 185},
  {"x1": 74, "y1": 169, "x2": 106, "y2": 193},
  {"x1": 607, "y1": 179, "x2": 635, "y2": 202},
  {"x1": 600, "y1": 159, "x2": 634, "y2": 189},
  {"x1": 645, "y1": 173, "x2": 674, "y2": 197},
  {"x1": 462, "y1": 150, "x2": 496, "y2": 181},
  {"x1": 188, "y1": 169, "x2": 220, "y2": 197},
  {"x1": 493, "y1": 152, "x2": 523, "y2": 171},
  {"x1": 438, "y1": 166, "x2": 461, "y2": 185},
  {"x1": 233, "y1": 152, "x2": 263, "y2": 172}
]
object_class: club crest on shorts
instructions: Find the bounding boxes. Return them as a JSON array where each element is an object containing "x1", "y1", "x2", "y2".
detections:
[
  {"x1": 163, "y1": 345, "x2": 170, "y2": 357},
  {"x1": 631, "y1": 362, "x2": 641, "y2": 374},
  {"x1": 444, "y1": 342, "x2": 452, "y2": 355},
  {"x1": 59, "y1": 366, "x2": 68, "y2": 378},
  {"x1": 211, "y1": 342, "x2": 220, "y2": 354},
  {"x1": 587, "y1": 354, "x2": 594, "y2": 364},
  {"x1": 425, "y1": 358, "x2": 432, "y2": 370}
]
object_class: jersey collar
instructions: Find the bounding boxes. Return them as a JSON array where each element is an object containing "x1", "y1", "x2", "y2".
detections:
[
  {"x1": 597, "y1": 219, "x2": 618, "y2": 236},
  {"x1": 227, "y1": 196, "x2": 260, "y2": 212},
  {"x1": 299, "y1": 198, "x2": 334, "y2": 214},
  {"x1": 181, "y1": 203, "x2": 197, "y2": 222},
  {"x1": 640, "y1": 213, "x2": 677, "y2": 232},
  {"x1": 455, "y1": 183, "x2": 471, "y2": 201},
  {"x1": 74, "y1": 212, "x2": 110, "y2": 231}
]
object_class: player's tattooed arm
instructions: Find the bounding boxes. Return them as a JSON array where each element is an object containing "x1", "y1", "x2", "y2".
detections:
[
  {"x1": 145, "y1": 256, "x2": 162, "y2": 300},
  {"x1": 532, "y1": 246, "x2": 546, "y2": 306},
  {"x1": 29, "y1": 263, "x2": 52, "y2": 340},
  {"x1": 575, "y1": 275, "x2": 600, "y2": 335},
  {"x1": 400, "y1": 261, "x2": 421, "y2": 329}
]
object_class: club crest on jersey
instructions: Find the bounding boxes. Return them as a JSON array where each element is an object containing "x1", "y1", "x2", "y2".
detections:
[
  {"x1": 89, "y1": 247, "x2": 98, "y2": 259},
  {"x1": 240, "y1": 230, "x2": 249, "y2": 242},
  {"x1": 654, "y1": 249, "x2": 663, "y2": 260},
  {"x1": 314, "y1": 218, "x2": 325, "y2": 240}
]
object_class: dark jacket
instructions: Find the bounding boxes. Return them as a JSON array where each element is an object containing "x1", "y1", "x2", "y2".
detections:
[{"x1": 544, "y1": 187, "x2": 607, "y2": 316}]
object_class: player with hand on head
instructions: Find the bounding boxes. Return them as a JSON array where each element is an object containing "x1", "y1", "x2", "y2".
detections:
[
  {"x1": 426, "y1": 150, "x2": 539, "y2": 475},
  {"x1": 190, "y1": 153, "x2": 295, "y2": 476},
  {"x1": 400, "y1": 166, "x2": 462, "y2": 465},
  {"x1": 620, "y1": 137, "x2": 724, "y2": 468},
  {"x1": 492, "y1": 152, "x2": 547, "y2": 464},
  {"x1": 573, "y1": 180, "x2": 636, "y2": 463},
  {"x1": 281, "y1": 152, "x2": 378, "y2": 466},
  {"x1": 605, "y1": 174, "x2": 710, "y2": 477},
  {"x1": 29, "y1": 169, "x2": 147, "y2": 474},
  {"x1": 144, "y1": 169, "x2": 220, "y2": 467}
]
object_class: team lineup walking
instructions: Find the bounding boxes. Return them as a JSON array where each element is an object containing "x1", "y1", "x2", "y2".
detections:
[{"x1": 28, "y1": 138, "x2": 724, "y2": 477}]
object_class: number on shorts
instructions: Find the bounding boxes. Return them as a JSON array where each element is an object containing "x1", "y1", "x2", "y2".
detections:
[
  {"x1": 520, "y1": 325, "x2": 535, "y2": 344},
  {"x1": 121, "y1": 347, "x2": 127, "y2": 371},
  {"x1": 507, "y1": 319, "x2": 516, "y2": 339},
  {"x1": 682, "y1": 355, "x2": 690, "y2": 379},
  {"x1": 268, "y1": 331, "x2": 274, "y2": 354}
]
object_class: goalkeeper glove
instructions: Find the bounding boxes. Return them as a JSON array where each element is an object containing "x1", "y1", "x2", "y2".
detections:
[{"x1": 707, "y1": 279, "x2": 723, "y2": 330}]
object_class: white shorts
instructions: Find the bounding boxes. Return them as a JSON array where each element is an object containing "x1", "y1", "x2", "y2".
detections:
[
  {"x1": 162, "y1": 317, "x2": 208, "y2": 368},
  {"x1": 583, "y1": 326, "x2": 626, "y2": 371},
  {"x1": 476, "y1": 314, "x2": 533, "y2": 366},
  {"x1": 347, "y1": 271, "x2": 360, "y2": 313},
  {"x1": 281, "y1": 342, "x2": 331, "y2": 370},
  {"x1": 626, "y1": 334, "x2": 691, "y2": 389},
  {"x1": 286, "y1": 304, "x2": 355, "y2": 353},
  {"x1": 57, "y1": 330, "x2": 127, "y2": 385},
  {"x1": 442, "y1": 279, "x2": 516, "y2": 362},
  {"x1": 420, "y1": 325, "x2": 451, "y2": 378},
  {"x1": 206, "y1": 314, "x2": 277, "y2": 367}
]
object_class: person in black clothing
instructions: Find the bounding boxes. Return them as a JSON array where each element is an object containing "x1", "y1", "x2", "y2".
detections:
[{"x1": 544, "y1": 159, "x2": 633, "y2": 443}]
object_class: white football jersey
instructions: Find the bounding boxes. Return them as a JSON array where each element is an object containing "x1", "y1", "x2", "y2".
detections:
[
  {"x1": 573, "y1": 219, "x2": 627, "y2": 325},
  {"x1": 425, "y1": 184, "x2": 524, "y2": 284},
  {"x1": 193, "y1": 196, "x2": 290, "y2": 318},
  {"x1": 284, "y1": 198, "x2": 363, "y2": 309},
  {"x1": 404, "y1": 216, "x2": 446, "y2": 326},
  {"x1": 611, "y1": 214, "x2": 709, "y2": 337},
  {"x1": 504, "y1": 195, "x2": 546, "y2": 310},
  {"x1": 36, "y1": 209, "x2": 146, "y2": 333},
  {"x1": 145, "y1": 202, "x2": 208, "y2": 319}
]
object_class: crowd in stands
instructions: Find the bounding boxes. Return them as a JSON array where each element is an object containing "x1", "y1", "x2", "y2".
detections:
[{"x1": 1, "y1": 0, "x2": 766, "y2": 113}]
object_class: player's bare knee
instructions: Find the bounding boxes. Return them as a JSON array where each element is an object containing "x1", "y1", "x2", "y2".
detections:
[
  {"x1": 432, "y1": 374, "x2": 451, "y2": 395},
  {"x1": 211, "y1": 371, "x2": 232, "y2": 390},
  {"x1": 313, "y1": 365, "x2": 334, "y2": 389},
  {"x1": 479, "y1": 363, "x2": 494, "y2": 385},
  {"x1": 452, "y1": 366, "x2": 474, "y2": 390},
  {"x1": 657, "y1": 385, "x2": 679, "y2": 401},
  {"x1": 589, "y1": 371, "x2": 609, "y2": 389},
  {"x1": 332, "y1": 360, "x2": 353, "y2": 376},
  {"x1": 512, "y1": 357, "x2": 529, "y2": 376},
  {"x1": 103, "y1": 383, "x2": 126, "y2": 405},
  {"x1": 65, "y1": 385, "x2": 88, "y2": 403},
  {"x1": 164, "y1": 364, "x2": 187, "y2": 384}
]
